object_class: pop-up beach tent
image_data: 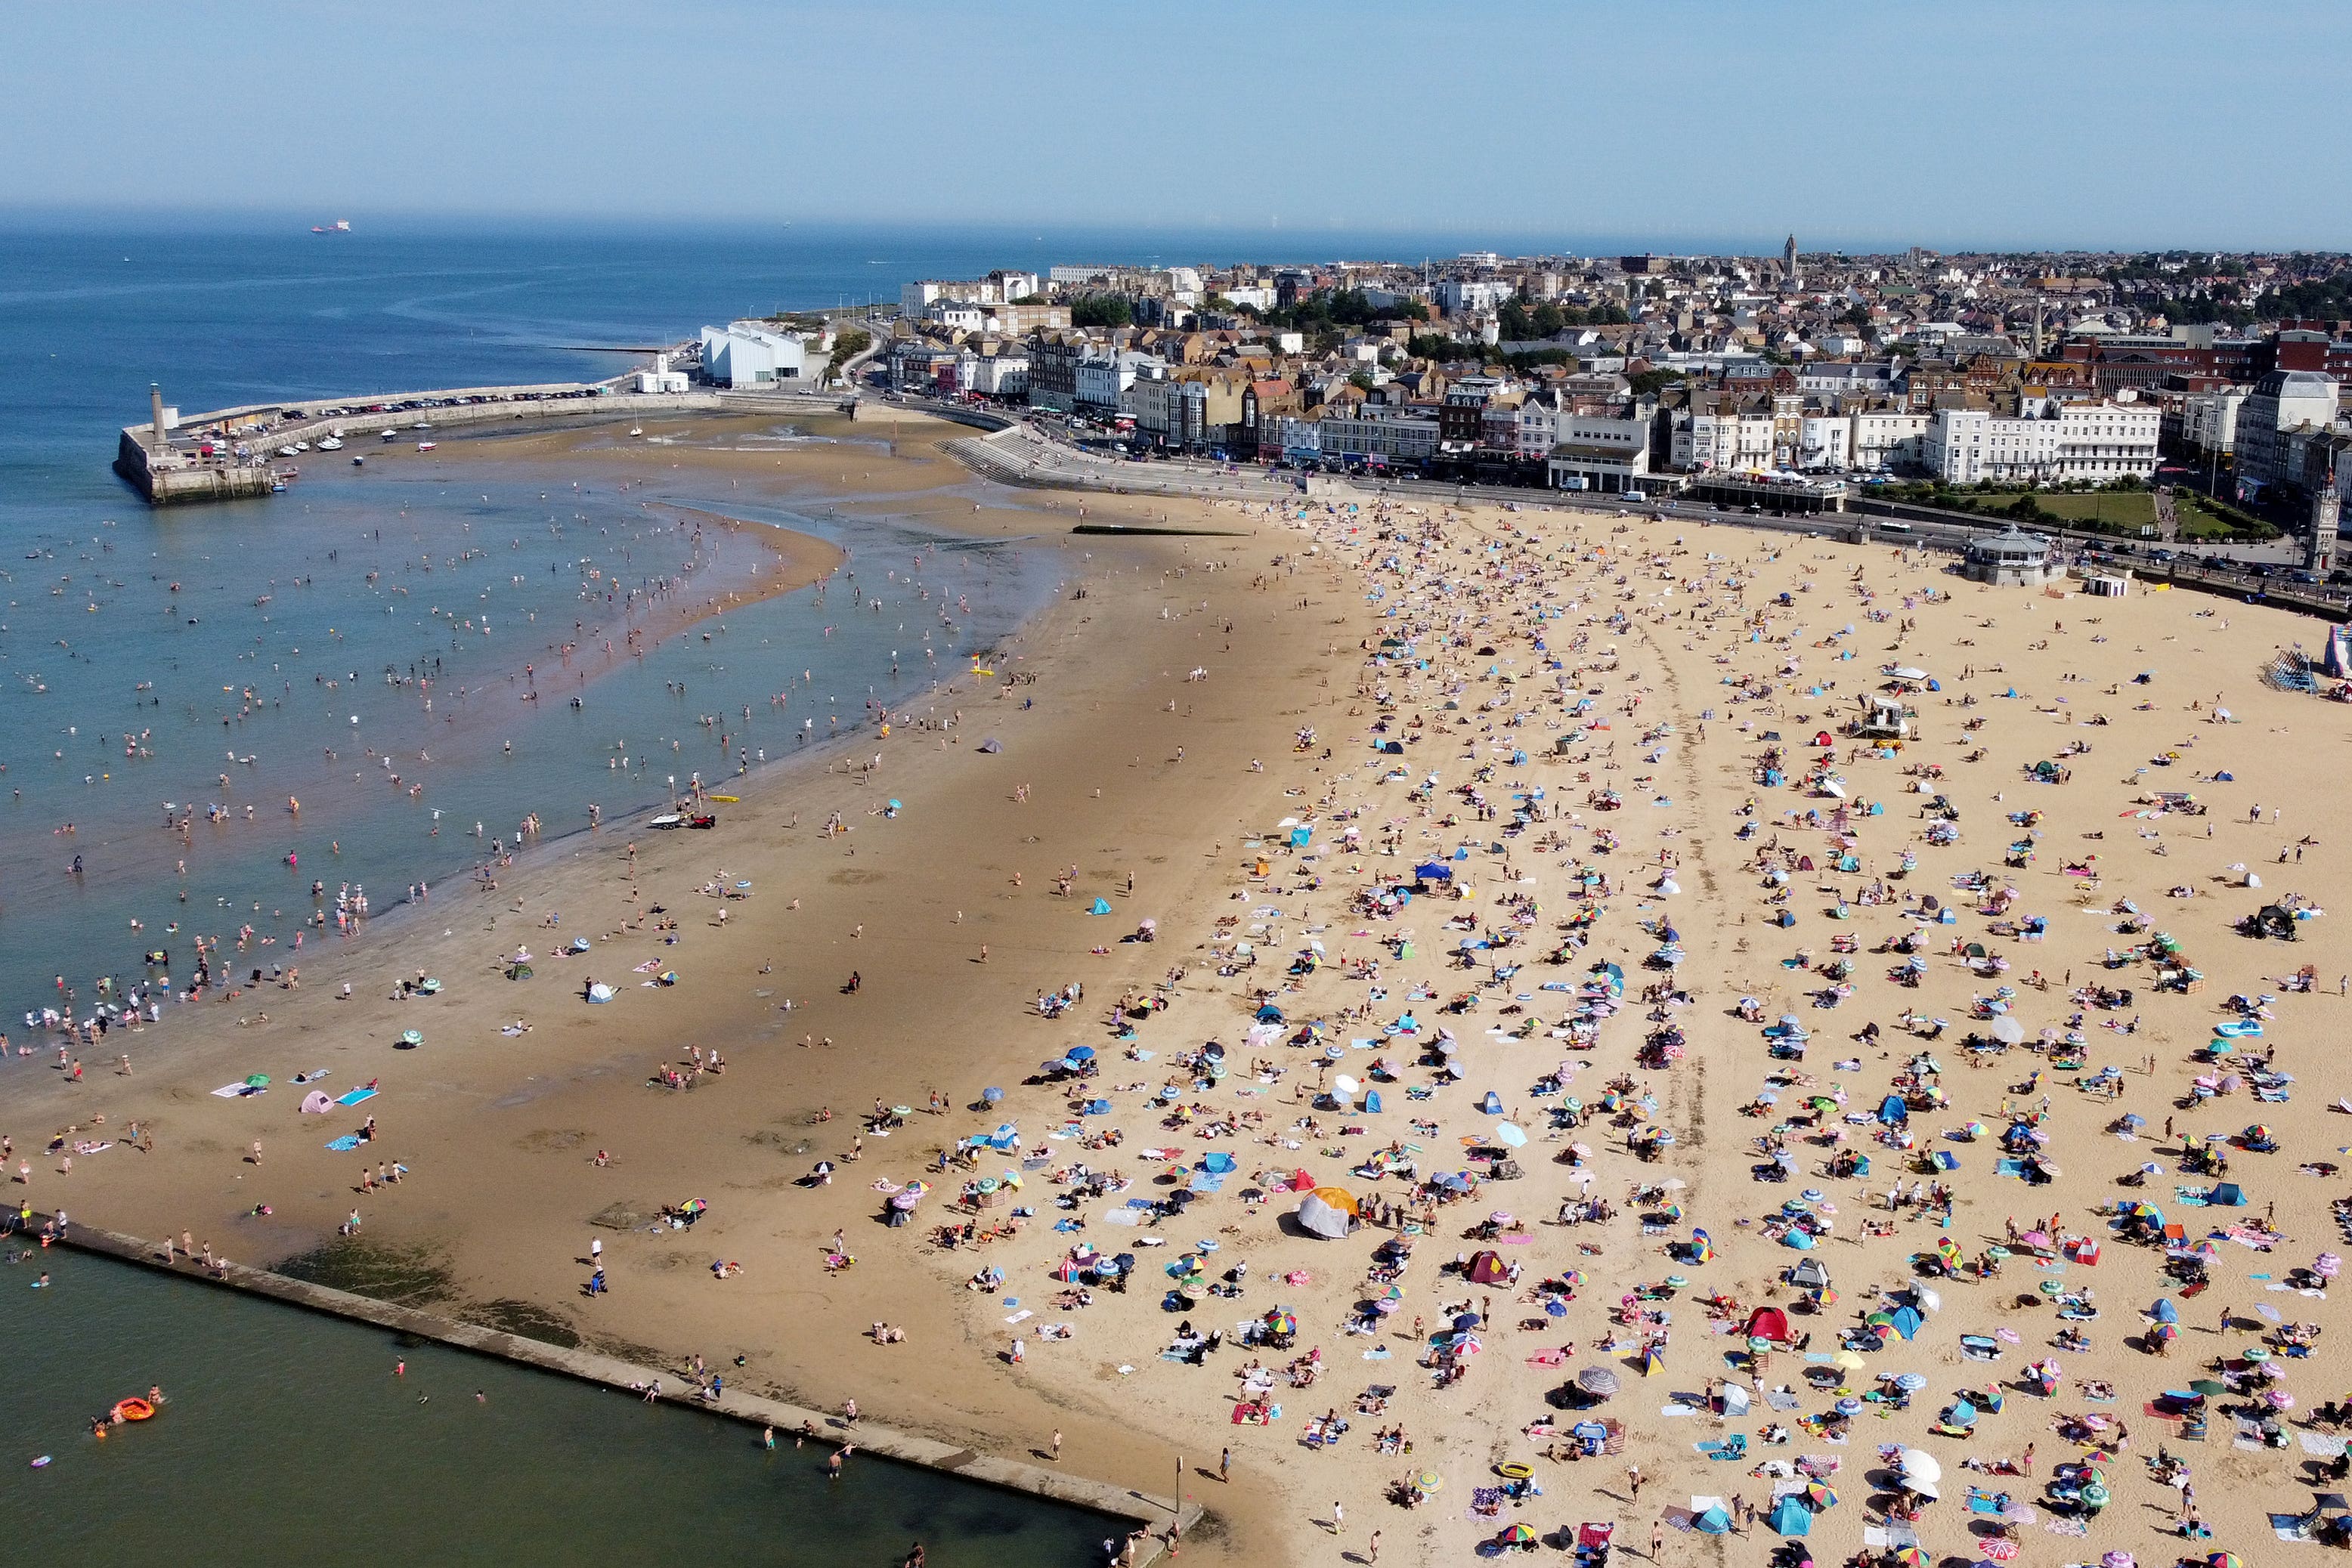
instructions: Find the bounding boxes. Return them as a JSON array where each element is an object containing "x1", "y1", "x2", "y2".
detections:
[{"x1": 1295, "y1": 1191, "x2": 1354, "y2": 1239}]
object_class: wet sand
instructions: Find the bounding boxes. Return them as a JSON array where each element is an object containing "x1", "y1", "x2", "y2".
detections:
[{"x1": 23, "y1": 433, "x2": 2352, "y2": 1567}]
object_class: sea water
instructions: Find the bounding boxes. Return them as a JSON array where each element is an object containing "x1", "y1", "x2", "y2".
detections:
[{"x1": 0, "y1": 224, "x2": 1093, "y2": 1032}]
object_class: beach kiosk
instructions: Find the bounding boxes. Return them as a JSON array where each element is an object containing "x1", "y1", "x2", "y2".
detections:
[
  {"x1": 1854, "y1": 693, "x2": 1911, "y2": 741},
  {"x1": 1961, "y1": 524, "x2": 2055, "y2": 586}
]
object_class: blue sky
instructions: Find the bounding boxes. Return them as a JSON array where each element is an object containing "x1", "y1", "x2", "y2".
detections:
[{"x1": 8, "y1": 0, "x2": 2349, "y2": 251}]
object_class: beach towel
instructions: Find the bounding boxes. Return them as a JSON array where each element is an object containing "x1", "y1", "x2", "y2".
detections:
[
  {"x1": 212, "y1": 1083, "x2": 262, "y2": 1098},
  {"x1": 325, "y1": 1135, "x2": 363, "y2": 1152},
  {"x1": 335, "y1": 1087, "x2": 378, "y2": 1106}
]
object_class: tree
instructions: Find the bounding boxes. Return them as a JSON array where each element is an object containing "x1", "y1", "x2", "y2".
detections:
[
  {"x1": 1349, "y1": 370, "x2": 1376, "y2": 391},
  {"x1": 1070, "y1": 295, "x2": 1133, "y2": 329},
  {"x1": 827, "y1": 329, "x2": 871, "y2": 373},
  {"x1": 1627, "y1": 368, "x2": 1685, "y2": 397}
]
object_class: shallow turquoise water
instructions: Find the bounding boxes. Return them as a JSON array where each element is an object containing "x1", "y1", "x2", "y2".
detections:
[{"x1": 0, "y1": 1248, "x2": 1113, "y2": 1566}]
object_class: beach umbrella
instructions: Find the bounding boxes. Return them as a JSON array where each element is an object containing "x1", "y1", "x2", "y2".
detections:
[
  {"x1": 1979, "y1": 1544, "x2": 2018, "y2": 1563},
  {"x1": 1577, "y1": 1367, "x2": 1620, "y2": 1397},
  {"x1": 243, "y1": 1074, "x2": 270, "y2": 1087},
  {"x1": 1893, "y1": 1372, "x2": 1928, "y2": 1391},
  {"x1": 982, "y1": 1087, "x2": 1003, "y2": 1103},
  {"x1": 2208, "y1": 1553, "x2": 2244, "y2": 1568},
  {"x1": 2081, "y1": 1483, "x2": 2111, "y2": 1509},
  {"x1": 1493, "y1": 1122, "x2": 1528, "y2": 1149},
  {"x1": 1831, "y1": 1350, "x2": 1866, "y2": 1370},
  {"x1": 1990, "y1": 1016, "x2": 2025, "y2": 1045},
  {"x1": 1804, "y1": 1483, "x2": 1837, "y2": 1509},
  {"x1": 2318, "y1": 1253, "x2": 2342, "y2": 1279},
  {"x1": 1066, "y1": 1046, "x2": 1096, "y2": 1062},
  {"x1": 1413, "y1": 1471, "x2": 1442, "y2": 1495},
  {"x1": 1891, "y1": 1548, "x2": 1929, "y2": 1567},
  {"x1": 1499, "y1": 1523, "x2": 1537, "y2": 1545},
  {"x1": 1899, "y1": 1449, "x2": 1941, "y2": 1483},
  {"x1": 2266, "y1": 1389, "x2": 2296, "y2": 1409},
  {"x1": 2102, "y1": 1554, "x2": 2137, "y2": 1568}
]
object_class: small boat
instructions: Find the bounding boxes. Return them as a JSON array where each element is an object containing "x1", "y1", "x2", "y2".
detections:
[
  {"x1": 277, "y1": 445, "x2": 299, "y2": 457},
  {"x1": 318, "y1": 436, "x2": 343, "y2": 451},
  {"x1": 110, "y1": 1397, "x2": 156, "y2": 1422},
  {"x1": 628, "y1": 426, "x2": 644, "y2": 438},
  {"x1": 351, "y1": 456, "x2": 365, "y2": 466},
  {"x1": 416, "y1": 441, "x2": 436, "y2": 453},
  {"x1": 706, "y1": 794, "x2": 740, "y2": 803},
  {"x1": 379, "y1": 429, "x2": 399, "y2": 442},
  {"x1": 647, "y1": 813, "x2": 683, "y2": 829}
]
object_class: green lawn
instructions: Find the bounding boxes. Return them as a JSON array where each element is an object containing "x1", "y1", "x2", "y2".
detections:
[
  {"x1": 2174, "y1": 495, "x2": 2261, "y2": 540},
  {"x1": 2027, "y1": 492, "x2": 2157, "y2": 527}
]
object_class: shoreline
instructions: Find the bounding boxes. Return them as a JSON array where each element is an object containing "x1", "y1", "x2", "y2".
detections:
[{"x1": 0, "y1": 456, "x2": 856, "y2": 1032}]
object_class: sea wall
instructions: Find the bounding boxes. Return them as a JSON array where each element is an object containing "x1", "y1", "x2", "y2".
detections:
[
  {"x1": 44, "y1": 1214, "x2": 1194, "y2": 1555},
  {"x1": 115, "y1": 380, "x2": 850, "y2": 507}
]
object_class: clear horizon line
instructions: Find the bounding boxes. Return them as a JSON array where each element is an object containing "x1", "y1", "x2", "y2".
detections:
[{"x1": 2, "y1": 203, "x2": 2344, "y2": 259}]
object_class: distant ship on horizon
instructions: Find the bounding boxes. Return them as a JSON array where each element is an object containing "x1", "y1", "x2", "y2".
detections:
[{"x1": 311, "y1": 220, "x2": 351, "y2": 234}]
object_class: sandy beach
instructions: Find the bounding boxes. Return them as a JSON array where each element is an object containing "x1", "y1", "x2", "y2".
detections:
[{"x1": 21, "y1": 414, "x2": 2352, "y2": 1568}]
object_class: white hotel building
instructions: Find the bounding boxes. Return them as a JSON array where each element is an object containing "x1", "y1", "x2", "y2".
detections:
[{"x1": 1926, "y1": 401, "x2": 2160, "y2": 486}]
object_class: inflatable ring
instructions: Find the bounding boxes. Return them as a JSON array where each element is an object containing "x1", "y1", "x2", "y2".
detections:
[{"x1": 110, "y1": 1397, "x2": 156, "y2": 1422}]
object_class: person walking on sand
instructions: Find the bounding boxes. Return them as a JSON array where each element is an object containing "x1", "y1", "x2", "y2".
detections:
[
  {"x1": 1219, "y1": 1446, "x2": 1230, "y2": 1483},
  {"x1": 1051, "y1": 1428, "x2": 1062, "y2": 1461},
  {"x1": 1627, "y1": 1464, "x2": 1643, "y2": 1502},
  {"x1": 1330, "y1": 1500, "x2": 1343, "y2": 1534},
  {"x1": 1367, "y1": 1529, "x2": 1380, "y2": 1562},
  {"x1": 249, "y1": 1140, "x2": 262, "y2": 1166},
  {"x1": 1651, "y1": 1520, "x2": 1664, "y2": 1559}
]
